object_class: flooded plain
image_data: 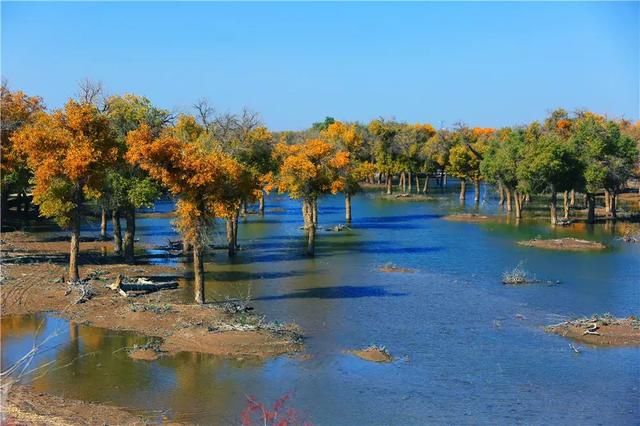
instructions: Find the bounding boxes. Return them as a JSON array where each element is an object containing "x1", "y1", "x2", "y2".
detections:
[{"x1": 2, "y1": 185, "x2": 639, "y2": 425}]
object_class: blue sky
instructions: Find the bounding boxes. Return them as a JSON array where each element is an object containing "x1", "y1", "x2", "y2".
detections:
[{"x1": 2, "y1": 2, "x2": 638, "y2": 130}]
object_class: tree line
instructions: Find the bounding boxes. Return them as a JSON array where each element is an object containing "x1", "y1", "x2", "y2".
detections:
[{"x1": 2, "y1": 81, "x2": 639, "y2": 303}]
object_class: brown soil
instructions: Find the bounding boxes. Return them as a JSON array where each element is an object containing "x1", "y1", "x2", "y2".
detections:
[
  {"x1": 347, "y1": 347, "x2": 393, "y2": 363},
  {"x1": 128, "y1": 349, "x2": 160, "y2": 361},
  {"x1": 545, "y1": 316, "x2": 640, "y2": 346},
  {"x1": 444, "y1": 213, "x2": 492, "y2": 222},
  {"x1": 1, "y1": 231, "x2": 302, "y2": 359},
  {"x1": 2, "y1": 384, "x2": 150, "y2": 425},
  {"x1": 518, "y1": 237, "x2": 606, "y2": 251},
  {"x1": 378, "y1": 264, "x2": 414, "y2": 273}
]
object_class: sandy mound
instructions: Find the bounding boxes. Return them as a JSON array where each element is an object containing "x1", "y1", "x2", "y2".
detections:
[{"x1": 518, "y1": 238, "x2": 606, "y2": 251}]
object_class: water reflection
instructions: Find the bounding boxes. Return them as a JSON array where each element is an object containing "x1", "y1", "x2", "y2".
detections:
[{"x1": 2, "y1": 188, "x2": 639, "y2": 424}]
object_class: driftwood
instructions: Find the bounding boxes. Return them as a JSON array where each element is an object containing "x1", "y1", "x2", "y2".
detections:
[{"x1": 109, "y1": 274, "x2": 178, "y2": 297}]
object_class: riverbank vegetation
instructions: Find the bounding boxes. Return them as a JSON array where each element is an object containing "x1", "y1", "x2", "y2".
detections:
[{"x1": 2, "y1": 79, "x2": 639, "y2": 302}]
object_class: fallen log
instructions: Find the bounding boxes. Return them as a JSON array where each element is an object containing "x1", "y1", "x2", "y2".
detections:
[{"x1": 109, "y1": 274, "x2": 178, "y2": 297}]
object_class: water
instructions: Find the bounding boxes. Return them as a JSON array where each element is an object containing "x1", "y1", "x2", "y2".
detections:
[{"x1": 2, "y1": 185, "x2": 639, "y2": 425}]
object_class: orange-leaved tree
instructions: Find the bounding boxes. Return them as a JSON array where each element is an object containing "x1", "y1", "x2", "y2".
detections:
[
  {"x1": 1, "y1": 83, "x2": 45, "y2": 217},
  {"x1": 270, "y1": 138, "x2": 349, "y2": 256},
  {"x1": 126, "y1": 117, "x2": 241, "y2": 303},
  {"x1": 321, "y1": 121, "x2": 373, "y2": 222},
  {"x1": 12, "y1": 100, "x2": 117, "y2": 281}
]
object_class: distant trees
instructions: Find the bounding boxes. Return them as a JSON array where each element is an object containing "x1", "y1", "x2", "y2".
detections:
[{"x1": 4, "y1": 80, "x2": 640, "y2": 290}]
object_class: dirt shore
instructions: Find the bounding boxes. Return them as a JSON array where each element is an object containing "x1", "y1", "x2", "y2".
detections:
[
  {"x1": 1, "y1": 384, "x2": 152, "y2": 425},
  {"x1": 518, "y1": 237, "x2": 606, "y2": 251},
  {"x1": 1, "y1": 231, "x2": 302, "y2": 359},
  {"x1": 545, "y1": 316, "x2": 640, "y2": 346}
]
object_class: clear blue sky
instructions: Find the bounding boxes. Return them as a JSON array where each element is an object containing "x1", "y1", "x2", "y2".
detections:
[{"x1": 2, "y1": 2, "x2": 638, "y2": 130}]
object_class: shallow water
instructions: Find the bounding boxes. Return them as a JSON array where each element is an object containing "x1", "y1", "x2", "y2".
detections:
[{"x1": 2, "y1": 184, "x2": 639, "y2": 425}]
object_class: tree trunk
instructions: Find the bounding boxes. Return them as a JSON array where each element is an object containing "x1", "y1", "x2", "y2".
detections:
[
  {"x1": 345, "y1": 193, "x2": 352, "y2": 223},
  {"x1": 587, "y1": 193, "x2": 596, "y2": 224},
  {"x1": 563, "y1": 191, "x2": 569, "y2": 220},
  {"x1": 1, "y1": 189, "x2": 9, "y2": 218},
  {"x1": 514, "y1": 191, "x2": 524, "y2": 219},
  {"x1": 183, "y1": 239, "x2": 191, "y2": 254},
  {"x1": 233, "y1": 210, "x2": 239, "y2": 250},
  {"x1": 400, "y1": 172, "x2": 406, "y2": 193},
  {"x1": 312, "y1": 197, "x2": 318, "y2": 225},
  {"x1": 604, "y1": 189, "x2": 611, "y2": 214},
  {"x1": 611, "y1": 192, "x2": 617, "y2": 219},
  {"x1": 69, "y1": 205, "x2": 81, "y2": 282},
  {"x1": 423, "y1": 175, "x2": 429, "y2": 194},
  {"x1": 226, "y1": 218, "x2": 236, "y2": 257},
  {"x1": 415, "y1": 174, "x2": 420, "y2": 193},
  {"x1": 259, "y1": 190, "x2": 265, "y2": 215},
  {"x1": 408, "y1": 172, "x2": 412, "y2": 193},
  {"x1": 193, "y1": 244, "x2": 205, "y2": 304},
  {"x1": 100, "y1": 208, "x2": 108, "y2": 240},
  {"x1": 386, "y1": 174, "x2": 392, "y2": 195},
  {"x1": 506, "y1": 189, "x2": 512, "y2": 212},
  {"x1": 473, "y1": 179, "x2": 480, "y2": 203},
  {"x1": 123, "y1": 207, "x2": 136, "y2": 263},
  {"x1": 22, "y1": 191, "x2": 29, "y2": 213},
  {"x1": 459, "y1": 178, "x2": 466, "y2": 201},
  {"x1": 498, "y1": 182, "x2": 505, "y2": 206},
  {"x1": 306, "y1": 223, "x2": 316, "y2": 256},
  {"x1": 570, "y1": 189, "x2": 575, "y2": 207},
  {"x1": 549, "y1": 187, "x2": 558, "y2": 225},
  {"x1": 112, "y1": 209, "x2": 122, "y2": 255},
  {"x1": 443, "y1": 171, "x2": 448, "y2": 187},
  {"x1": 241, "y1": 199, "x2": 247, "y2": 216}
]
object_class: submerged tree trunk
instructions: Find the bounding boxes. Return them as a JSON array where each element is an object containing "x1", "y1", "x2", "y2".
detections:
[
  {"x1": 604, "y1": 189, "x2": 611, "y2": 214},
  {"x1": 312, "y1": 197, "x2": 318, "y2": 225},
  {"x1": 611, "y1": 192, "x2": 617, "y2": 219},
  {"x1": 570, "y1": 189, "x2": 576, "y2": 207},
  {"x1": 100, "y1": 208, "x2": 108, "y2": 240},
  {"x1": 386, "y1": 174, "x2": 393, "y2": 195},
  {"x1": 112, "y1": 209, "x2": 122, "y2": 255},
  {"x1": 423, "y1": 175, "x2": 429, "y2": 194},
  {"x1": 123, "y1": 207, "x2": 136, "y2": 263},
  {"x1": 415, "y1": 174, "x2": 420, "y2": 193},
  {"x1": 549, "y1": 187, "x2": 558, "y2": 225},
  {"x1": 306, "y1": 222, "x2": 316, "y2": 256},
  {"x1": 563, "y1": 191, "x2": 569, "y2": 220},
  {"x1": 302, "y1": 197, "x2": 316, "y2": 256},
  {"x1": 345, "y1": 193, "x2": 352, "y2": 223},
  {"x1": 259, "y1": 190, "x2": 265, "y2": 215},
  {"x1": 69, "y1": 205, "x2": 81, "y2": 282},
  {"x1": 459, "y1": 178, "x2": 466, "y2": 201},
  {"x1": 400, "y1": 172, "x2": 406, "y2": 193},
  {"x1": 587, "y1": 193, "x2": 596, "y2": 224},
  {"x1": 505, "y1": 189, "x2": 512, "y2": 212},
  {"x1": 408, "y1": 172, "x2": 412, "y2": 193},
  {"x1": 443, "y1": 171, "x2": 448, "y2": 187},
  {"x1": 498, "y1": 182, "x2": 505, "y2": 206},
  {"x1": 226, "y1": 217, "x2": 236, "y2": 257},
  {"x1": 473, "y1": 179, "x2": 480, "y2": 204},
  {"x1": 193, "y1": 243, "x2": 205, "y2": 304},
  {"x1": 514, "y1": 191, "x2": 525, "y2": 219}
]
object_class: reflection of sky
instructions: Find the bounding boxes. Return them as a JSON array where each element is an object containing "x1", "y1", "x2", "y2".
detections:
[{"x1": 3, "y1": 184, "x2": 640, "y2": 424}]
